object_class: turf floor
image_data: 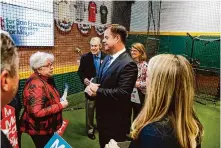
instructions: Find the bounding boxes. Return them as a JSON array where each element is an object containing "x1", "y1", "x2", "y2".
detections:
[{"x1": 21, "y1": 102, "x2": 220, "y2": 148}]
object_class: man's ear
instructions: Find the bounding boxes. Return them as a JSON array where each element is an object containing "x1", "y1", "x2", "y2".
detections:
[
  {"x1": 1, "y1": 70, "x2": 10, "y2": 92},
  {"x1": 115, "y1": 35, "x2": 120, "y2": 43}
]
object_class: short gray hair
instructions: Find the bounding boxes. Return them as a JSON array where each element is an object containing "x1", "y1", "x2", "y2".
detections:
[
  {"x1": 1, "y1": 30, "x2": 18, "y2": 77},
  {"x1": 90, "y1": 37, "x2": 101, "y2": 45},
  {"x1": 30, "y1": 51, "x2": 54, "y2": 70}
]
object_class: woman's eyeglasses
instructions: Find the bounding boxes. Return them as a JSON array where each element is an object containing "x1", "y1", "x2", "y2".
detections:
[
  {"x1": 130, "y1": 49, "x2": 139, "y2": 53},
  {"x1": 42, "y1": 63, "x2": 53, "y2": 68},
  {"x1": 130, "y1": 46, "x2": 141, "y2": 53}
]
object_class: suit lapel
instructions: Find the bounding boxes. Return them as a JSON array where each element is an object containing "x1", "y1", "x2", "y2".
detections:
[
  {"x1": 98, "y1": 55, "x2": 110, "y2": 81},
  {"x1": 101, "y1": 52, "x2": 106, "y2": 60},
  {"x1": 100, "y1": 52, "x2": 127, "y2": 83}
]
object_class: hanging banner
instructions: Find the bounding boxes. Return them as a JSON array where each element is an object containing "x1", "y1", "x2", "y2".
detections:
[
  {"x1": 55, "y1": 19, "x2": 73, "y2": 33},
  {"x1": 1, "y1": 2, "x2": 54, "y2": 46},
  {"x1": 54, "y1": 0, "x2": 74, "y2": 33},
  {"x1": 77, "y1": 23, "x2": 91, "y2": 35},
  {"x1": 95, "y1": 25, "x2": 106, "y2": 36}
]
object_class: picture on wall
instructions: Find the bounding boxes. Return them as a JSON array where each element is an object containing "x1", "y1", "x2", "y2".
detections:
[{"x1": 1, "y1": 1, "x2": 54, "y2": 46}]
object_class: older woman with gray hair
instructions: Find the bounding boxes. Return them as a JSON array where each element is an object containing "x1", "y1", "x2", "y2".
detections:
[{"x1": 20, "y1": 51, "x2": 68, "y2": 148}]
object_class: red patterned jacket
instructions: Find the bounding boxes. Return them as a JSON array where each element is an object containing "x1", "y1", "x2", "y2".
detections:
[{"x1": 20, "y1": 73, "x2": 63, "y2": 135}]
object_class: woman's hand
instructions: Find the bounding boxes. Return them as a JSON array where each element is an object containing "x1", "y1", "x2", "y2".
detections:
[
  {"x1": 105, "y1": 139, "x2": 120, "y2": 148},
  {"x1": 60, "y1": 100, "x2": 68, "y2": 108},
  {"x1": 135, "y1": 81, "x2": 140, "y2": 88}
]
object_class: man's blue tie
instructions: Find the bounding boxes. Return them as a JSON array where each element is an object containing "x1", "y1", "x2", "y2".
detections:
[{"x1": 102, "y1": 56, "x2": 113, "y2": 75}]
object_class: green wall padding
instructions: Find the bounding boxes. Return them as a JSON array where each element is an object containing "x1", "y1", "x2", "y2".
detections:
[
  {"x1": 126, "y1": 35, "x2": 220, "y2": 69},
  {"x1": 17, "y1": 35, "x2": 219, "y2": 106},
  {"x1": 18, "y1": 71, "x2": 84, "y2": 105}
]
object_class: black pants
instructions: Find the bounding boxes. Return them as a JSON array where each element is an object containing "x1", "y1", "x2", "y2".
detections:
[
  {"x1": 86, "y1": 98, "x2": 96, "y2": 134},
  {"x1": 132, "y1": 91, "x2": 145, "y2": 120},
  {"x1": 31, "y1": 134, "x2": 53, "y2": 148},
  {"x1": 98, "y1": 129, "x2": 127, "y2": 148}
]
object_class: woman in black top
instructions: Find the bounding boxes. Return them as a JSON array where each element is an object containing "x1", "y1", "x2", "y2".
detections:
[{"x1": 105, "y1": 54, "x2": 204, "y2": 148}]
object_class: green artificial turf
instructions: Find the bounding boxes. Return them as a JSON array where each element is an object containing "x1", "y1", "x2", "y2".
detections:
[
  {"x1": 21, "y1": 102, "x2": 220, "y2": 148},
  {"x1": 194, "y1": 103, "x2": 220, "y2": 148},
  {"x1": 21, "y1": 109, "x2": 100, "y2": 148}
]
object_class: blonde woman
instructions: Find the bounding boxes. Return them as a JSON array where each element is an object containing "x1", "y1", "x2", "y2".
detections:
[
  {"x1": 105, "y1": 54, "x2": 203, "y2": 148},
  {"x1": 130, "y1": 43, "x2": 148, "y2": 120}
]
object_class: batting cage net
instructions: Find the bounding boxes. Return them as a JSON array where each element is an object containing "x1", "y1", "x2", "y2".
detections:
[
  {"x1": 186, "y1": 33, "x2": 220, "y2": 105},
  {"x1": 0, "y1": 0, "x2": 220, "y2": 111}
]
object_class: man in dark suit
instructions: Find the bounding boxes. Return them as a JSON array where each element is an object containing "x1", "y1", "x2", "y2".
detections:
[
  {"x1": 1, "y1": 30, "x2": 20, "y2": 148},
  {"x1": 85, "y1": 24, "x2": 138, "y2": 148},
  {"x1": 78, "y1": 37, "x2": 106, "y2": 140}
]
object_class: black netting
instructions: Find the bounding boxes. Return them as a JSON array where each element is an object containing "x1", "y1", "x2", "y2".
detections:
[
  {"x1": 186, "y1": 33, "x2": 220, "y2": 104},
  {"x1": 1, "y1": 0, "x2": 220, "y2": 110}
]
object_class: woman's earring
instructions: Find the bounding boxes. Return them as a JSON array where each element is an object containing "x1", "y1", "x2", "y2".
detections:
[{"x1": 37, "y1": 68, "x2": 42, "y2": 75}]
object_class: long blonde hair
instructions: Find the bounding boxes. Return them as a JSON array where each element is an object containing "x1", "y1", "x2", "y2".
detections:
[{"x1": 130, "y1": 54, "x2": 203, "y2": 148}]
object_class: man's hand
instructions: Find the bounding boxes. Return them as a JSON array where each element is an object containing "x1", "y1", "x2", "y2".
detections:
[
  {"x1": 105, "y1": 139, "x2": 120, "y2": 148},
  {"x1": 85, "y1": 82, "x2": 100, "y2": 97},
  {"x1": 84, "y1": 78, "x2": 91, "y2": 86},
  {"x1": 90, "y1": 82, "x2": 100, "y2": 92},
  {"x1": 135, "y1": 81, "x2": 140, "y2": 88},
  {"x1": 84, "y1": 85, "x2": 93, "y2": 96}
]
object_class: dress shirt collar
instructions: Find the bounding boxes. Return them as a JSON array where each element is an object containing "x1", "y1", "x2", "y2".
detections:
[
  {"x1": 111, "y1": 48, "x2": 126, "y2": 61},
  {"x1": 93, "y1": 51, "x2": 101, "y2": 59}
]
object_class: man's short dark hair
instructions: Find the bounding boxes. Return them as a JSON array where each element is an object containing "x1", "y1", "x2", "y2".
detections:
[{"x1": 105, "y1": 24, "x2": 128, "y2": 44}]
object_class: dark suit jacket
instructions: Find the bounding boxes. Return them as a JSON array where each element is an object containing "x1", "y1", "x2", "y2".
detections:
[
  {"x1": 96, "y1": 51, "x2": 138, "y2": 134},
  {"x1": 78, "y1": 51, "x2": 106, "y2": 99}
]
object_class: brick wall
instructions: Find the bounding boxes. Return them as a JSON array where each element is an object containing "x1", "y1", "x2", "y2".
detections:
[{"x1": 18, "y1": 23, "x2": 102, "y2": 72}]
